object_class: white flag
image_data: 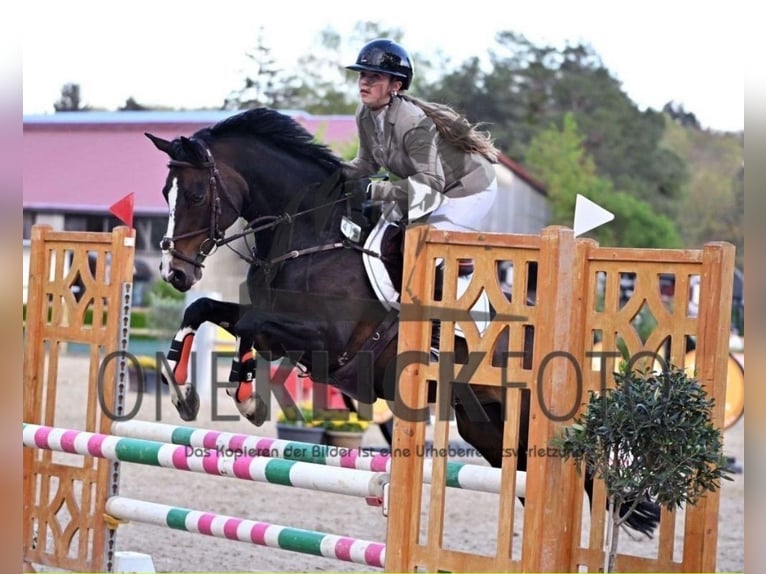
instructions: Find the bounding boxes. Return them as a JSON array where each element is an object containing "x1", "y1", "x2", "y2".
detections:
[{"x1": 573, "y1": 194, "x2": 614, "y2": 237}]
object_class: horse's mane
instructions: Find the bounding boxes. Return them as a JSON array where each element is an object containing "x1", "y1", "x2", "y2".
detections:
[{"x1": 200, "y1": 108, "x2": 341, "y2": 171}]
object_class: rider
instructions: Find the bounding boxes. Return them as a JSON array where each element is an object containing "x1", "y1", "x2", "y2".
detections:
[{"x1": 342, "y1": 39, "x2": 500, "y2": 293}]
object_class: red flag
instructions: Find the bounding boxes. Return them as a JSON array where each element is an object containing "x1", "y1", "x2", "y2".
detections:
[{"x1": 109, "y1": 193, "x2": 134, "y2": 228}]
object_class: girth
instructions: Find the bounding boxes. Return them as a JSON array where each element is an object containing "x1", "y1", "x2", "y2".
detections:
[{"x1": 323, "y1": 311, "x2": 399, "y2": 403}]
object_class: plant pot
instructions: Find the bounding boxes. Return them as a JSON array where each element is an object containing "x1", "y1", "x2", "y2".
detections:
[
  {"x1": 325, "y1": 430, "x2": 364, "y2": 449},
  {"x1": 276, "y1": 423, "x2": 326, "y2": 444}
]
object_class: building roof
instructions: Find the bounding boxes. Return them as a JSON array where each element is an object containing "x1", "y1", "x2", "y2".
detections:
[
  {"x1": 23, "y1": 109, "x2": 357, "y2": 126},
  {"x1": 496, "y1": 153, "x2": 547, "y2": 194},
  {"x1": 23, "y1": 110, "x2": 545, "y2": 214}
]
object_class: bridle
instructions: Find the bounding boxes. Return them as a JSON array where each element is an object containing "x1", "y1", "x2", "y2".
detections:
[
  {"x1": 159, "y1": 142, "x2": 236, "y2": 269},
  {"x1": 160, "y1": 140, "x2": 376, "y2": 272}
]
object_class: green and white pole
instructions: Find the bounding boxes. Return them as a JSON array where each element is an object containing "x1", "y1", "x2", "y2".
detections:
[
  {"x1": 105, "y1": 497, "x2": 386, "y2": 568},
  {"x1": 23, "y1": 423, "x2": 387, "y2": 499},
  {"x1": 112, "y1": 419, "x2": 526, "y2": 496}
]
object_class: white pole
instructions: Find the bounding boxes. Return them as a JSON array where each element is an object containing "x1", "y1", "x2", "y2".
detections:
[{"x1": 185, "y1": 290, "x2": 221, "y2": 405}]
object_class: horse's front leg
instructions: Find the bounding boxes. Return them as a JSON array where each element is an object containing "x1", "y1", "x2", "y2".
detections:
[
  {"x1": 225, "y1": 311, "x2": 332, "y2": 427},
  {"x1": 224, "y1": 333, "x2": 272, "y2": 426},
  {"x1": 162, "y1": 297, "x2": 246, "y2": 421}
]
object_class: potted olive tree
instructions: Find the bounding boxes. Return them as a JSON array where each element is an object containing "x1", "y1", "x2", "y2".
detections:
[{"x1": 554, "y1": 365, "x2": 732, "y2": 573}]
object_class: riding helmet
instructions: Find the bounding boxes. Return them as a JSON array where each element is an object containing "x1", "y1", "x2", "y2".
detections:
[{"x1": 346, "y1": 39, "x2": 414, "y2": 90}]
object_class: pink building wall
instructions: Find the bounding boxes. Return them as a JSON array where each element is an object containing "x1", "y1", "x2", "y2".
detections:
[{"x1": 23, "y1": 111, "x2": 359, "y2": 214}]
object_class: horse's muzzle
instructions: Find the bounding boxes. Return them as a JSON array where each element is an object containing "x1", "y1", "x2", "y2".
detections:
[
  {"x1": 163, "y1": 266, "x2": 199, "y2": 292},
  {"x1": 168, "y1": 269, "x2": 191, "y2": 292}
]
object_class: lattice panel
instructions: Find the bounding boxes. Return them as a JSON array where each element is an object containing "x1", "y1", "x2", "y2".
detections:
[
  {"x1": 584, "y1": 260, "x2": 701, "y2": 379},
  {"x1": 26, "y1": 466, "x2": 106, "y2": 572},
  {"x1": 571, "y1": 245, "x2": 732, "y2": 573},
  {"x1": 23, "y1": 225, "x2": 135, "y2": 573},
  {"x1": 407, "y1": 237, "x2": 540, "y2": 389},
  {"x1": 386, "y1": 227, "x2": 734, "y2": 573},
  {"x1": 414, "y1": 235, "x2": 541, "y2": 572}
]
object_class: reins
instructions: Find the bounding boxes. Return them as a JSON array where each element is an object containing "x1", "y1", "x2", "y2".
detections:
[{"x1": 219, "y1": 194, "x2": 377, "y2": 269}]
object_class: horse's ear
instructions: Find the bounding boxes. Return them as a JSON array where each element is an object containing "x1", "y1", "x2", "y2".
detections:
[
  {"x1": 145, "y1": 132, "x2": 173, "y2": 156},
  {"x1": 179, "y1": 136, "x2": 207, "y2": 164}
]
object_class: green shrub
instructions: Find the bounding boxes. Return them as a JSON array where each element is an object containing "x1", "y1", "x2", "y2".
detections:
[
  {"x1": 146, "y1": 301, "x2": 184, "y2": 336},
  {"x1": 148, "y1": 280, "x2": 185, "y2": 302},
  {"x1": 130, "y1": 310, "x2": 148, "y2": 329}
]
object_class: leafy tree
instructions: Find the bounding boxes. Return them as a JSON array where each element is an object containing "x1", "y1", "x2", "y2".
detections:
[
  {"x1": 524, "y1": 114, "x2": 681, "y2": 247},
  {"x1": 119, "y1": 97, "x2": 150, "y2": 111},
  {"x1": 54, "y1": 83, "x2": 90, "y2": 112},
  {"x1": 662, "y1": 119, "x2": 744, "y2": 268},
  {"x1": 420, "y1": 32, "x2": 688, "y2": 220},
  {"x1": 547, "y1": 46, "x2": 688, "y2": 218},
  {"x1": 596, "y1": 190, "x2": 681, "y2": 248},
  {"x1": 417, "y1": 31, "x2": 549, "y2": 155},
  {"x1": 224, "y1": 27, "x2": 293, "y2": 110},
  {"x1": 417, "y1": 56, "x2": 498, "y2": 133},
  {"x1": 524, "y1": 113, "x2": 606, "y2": 222},
  {"x1": 663, "y1": 101, "x2": 701, "y2": 129},
  {"x1": 729, "y1": 165, "x2": 744, "y2": 270}
]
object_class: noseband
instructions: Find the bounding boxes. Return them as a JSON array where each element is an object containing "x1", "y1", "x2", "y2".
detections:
[{"x1": 160, "y1": 142, "x2": 232, "y2": 269}]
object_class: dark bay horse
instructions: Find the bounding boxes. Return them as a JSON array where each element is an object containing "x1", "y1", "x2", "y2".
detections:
[{"x1": 146, "y1": 107, "x2": 659, "y2": 536}]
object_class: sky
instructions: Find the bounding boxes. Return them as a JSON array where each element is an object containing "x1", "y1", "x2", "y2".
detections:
[{"x1": 22, "y1": 0, "x2": 745, "y2": 132}]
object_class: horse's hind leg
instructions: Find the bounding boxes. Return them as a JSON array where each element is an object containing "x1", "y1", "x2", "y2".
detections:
[
  {"x1": 454, "y1": 399, "x2": 505, "y2": 467},
  {"x1": 582, "y1": 473, "x2": 661, "y2": 538},
  {"x1": 455, "y1": 388, "x2": 661, "y2": 537},
  {"x1": 161, "y1": 297, "x2": 246, "y2": 421},
  {"x1": 453, "y1": 388, "x2": 530, "y2": 472}
]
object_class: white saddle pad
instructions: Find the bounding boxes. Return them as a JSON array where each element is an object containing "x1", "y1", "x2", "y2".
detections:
[{"x1": 362, "y1": 219, "x2": 490, "y2": 337}]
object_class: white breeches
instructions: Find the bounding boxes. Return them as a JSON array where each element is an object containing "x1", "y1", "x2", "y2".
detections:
[{"x1": 426, "y1": 176, "x2": 498, "y2": 232}]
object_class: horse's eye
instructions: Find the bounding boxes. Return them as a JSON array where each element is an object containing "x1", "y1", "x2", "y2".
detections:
[
  {"x1": 188, "y1": 192, "x2": 206, "y2": 206},
  {"x1": 184, "y1": 186, "x2": 207, "y2": 206}
]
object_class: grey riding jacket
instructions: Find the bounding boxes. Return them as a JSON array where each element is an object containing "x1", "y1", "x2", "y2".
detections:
[{"x1": 343, "y1": 96, "x2": 495, "y2": 221}]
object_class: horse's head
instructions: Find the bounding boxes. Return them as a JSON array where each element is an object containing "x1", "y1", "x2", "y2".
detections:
[
  {"x1": 146, "y1": 132, "x2": 246, "y2": 291},
  {"x1": 147, "y1": 108, "x2": 354, "y2": 292}
]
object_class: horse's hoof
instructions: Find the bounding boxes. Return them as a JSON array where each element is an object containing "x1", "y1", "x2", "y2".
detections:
[
  {"x1": 244, "y1": 394, "x2": 269, "y2": 427},
  {"x1": 175, "y1": 386, "x2": 201, "y2": 421}
]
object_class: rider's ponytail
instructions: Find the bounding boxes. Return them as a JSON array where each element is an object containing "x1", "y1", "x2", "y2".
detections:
[{"x1": 399, "y1": 94, "x2": 500, "y2": 163}]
